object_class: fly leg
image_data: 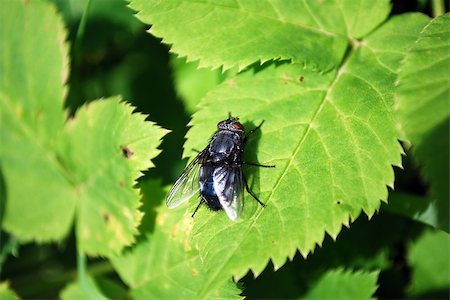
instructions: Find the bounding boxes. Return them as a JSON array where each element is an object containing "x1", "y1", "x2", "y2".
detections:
[
  {"x1": 244, "y1": 120, "x2": 265, "y2": 144},
  {"x1": 243, "y1": 174, "x2": 266, "y2": 208},
  {"x1": 244, "y1": 162, "x2": 275, "y2": 168},
  {"x1": 191, "y1": 199, "x2": 203, "y2": 217}
]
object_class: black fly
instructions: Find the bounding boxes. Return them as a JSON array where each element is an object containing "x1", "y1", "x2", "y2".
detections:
[{"x1": 166, "y1": 115, "x2": 275, "y2": 221}]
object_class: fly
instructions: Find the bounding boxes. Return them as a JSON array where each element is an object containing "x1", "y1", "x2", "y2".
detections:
[{"x1": 166, "y1": 115, "x2": 275, "y2": 221}]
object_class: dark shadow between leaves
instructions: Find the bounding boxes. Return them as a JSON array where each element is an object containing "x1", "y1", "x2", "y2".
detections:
[
  {"x1": 240, "y1": 211, "x2": 425, "y2": 299},
  {"x1": 413, "y1": 118, "x2": 450, "y2": 231}
]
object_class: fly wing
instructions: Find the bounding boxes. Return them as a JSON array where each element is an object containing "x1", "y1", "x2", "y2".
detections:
[
  {"x1": 166, "y1": 150, "x2": 206, "y2": 208},
  {"x1": 213, "y1": 165, "x2": 244, "y2": 221}
]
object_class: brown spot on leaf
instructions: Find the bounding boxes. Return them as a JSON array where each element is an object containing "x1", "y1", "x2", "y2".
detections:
[
  {"x1": 119, "y1": 181, "x2": 124, "y2": 187},
  {"x1": 103, "y1": 213, "x2": 110, "y2": 223},
  {"x1": 171, "y1": 224, "x2": 179, "y2": 238},
  {"x1": 191, "y1": 268, "x2": 198, "y2": 276},
  {"x1": 297, "y1": 76, "x2": 304, "y2": 82},
  {"x1": 120, "y1": 145, "x2": 134, "y2": 158},
  {"x1": 336, "y1": 200, "x2": 341, "y2": 205}
]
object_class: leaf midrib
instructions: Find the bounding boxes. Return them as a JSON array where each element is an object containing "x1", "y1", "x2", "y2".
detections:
[{"x1": 0, "y1": 93, "x2": 75, "y2": 185}]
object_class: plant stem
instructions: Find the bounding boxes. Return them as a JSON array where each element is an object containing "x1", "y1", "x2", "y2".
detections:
[
  {"x1": 77, "y1": 248, "x2": 109, "y2": 300},
  {"x1": 431, "y1": 0, "x2": 445, "y2": 17},
  {"x1": 74, "y1": 0, "x2": 92, "y2": 66},
  {"x1": 0, "y1": 236, "x2": 19, "y2": 272}
]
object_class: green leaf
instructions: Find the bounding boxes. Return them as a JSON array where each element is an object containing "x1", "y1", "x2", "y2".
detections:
[
  {"x1": 60, "y1": 275, "x2": 108, "y2": 300},
  {"x1": 179, "y1": 13, "x2": 429, "y2": 297},
  {"x1": 130, "y1": 0, "x2": 391, "y2": 71},
  {"x1": 407, "y1": 230, "x2": 450, "y2": 297},
  {"x1": 385, "y1": 192, "x2": 441, "y2": 229},
  {"x1": 170, "y1": 56, "x2": 227, "y2": 113},
  {"x1": 0, "y1": 282, "x2": 19, "y2": 300},
  {"x1": 303, "y1": 269, "x2": 379, "y2": 300},
  {"x1": 63, "y1": 98, "x2": 166, "y2": 255},
  {"x1": 395, "y1": 13, "x2": 450, "y2": 232},
  {"x1": 0, "y1": 0, "x2": 168, "y2": 256},
  {"x1": 0, "y1": 0, "x2": 72, "y2": 241},
  {"x1": 111, "y1": 179, "x2": 241, "y2": 300}
]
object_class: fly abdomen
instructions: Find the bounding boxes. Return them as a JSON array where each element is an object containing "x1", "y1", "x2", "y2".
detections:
[
  {"x1": 203, "y1": 179, "x2": 216, "y2": 197},
  {"x1": 199, "y1": 164, "x2": 223, "y2": 211}
]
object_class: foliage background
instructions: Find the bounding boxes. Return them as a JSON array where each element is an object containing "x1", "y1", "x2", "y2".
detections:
[{"x1": 0, "y1": 0, "x2": 449, "y2": 299}]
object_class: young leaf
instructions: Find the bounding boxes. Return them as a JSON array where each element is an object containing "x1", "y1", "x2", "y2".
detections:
[
  {"x1": 111, "y1": 180, "x2": 241, "y2": 300},
  {"x1": 130, "y1": 0, "x2": 391, "y2": 71},
  {"x1": 407, "y1": 230, "x2": 450, "y2": 297},
  {"x1": 0, "y1": 0, "x2": 168, "y2": 256},
  {"x1": 303, "y1": 269, "x2": 379, "y2": 299},
  {"x1": 395, "y1": 13, "x2": 450, "y2": 232},
  {"x1": 0, "y1": 282, "x2": 19, "y2": 300},
  {"x1": 180, "y1": 13, "x2": 429, "y2": 296}
]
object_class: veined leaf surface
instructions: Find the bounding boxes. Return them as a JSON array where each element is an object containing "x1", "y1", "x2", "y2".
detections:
[
  {"x1": 180, "y1": 13, "x2": 429, "y2": 296},
  {"x1": 0, "y1": 0, "x2": 167, "y2": 256},
  {"x1": 111, "y1": 180, "x2": 241, "y2": 299},
  {"x1": 130, "y1": 0, "x2": 391, "y2": 71}
]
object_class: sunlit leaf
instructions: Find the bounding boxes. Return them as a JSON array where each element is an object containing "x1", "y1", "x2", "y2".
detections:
[
  {"x1": 130, "y1": 0, "x2": 391, "y2": 71},
  {"x1": 0, "y1": 282, "x2": 19, "y2": 300},
  {"x1": 0, "y1": 0, "x2": 168, "y2": 256},
  {"x1": 0, "y1": 0, "x2": 72, "y2": 241},
  {"x1": 178, "y1": 13, "x2": 429, "y2": 296}
]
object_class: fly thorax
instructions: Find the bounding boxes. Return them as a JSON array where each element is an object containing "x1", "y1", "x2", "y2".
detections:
[{"x1": 209, "y1": 131, "x2": 241, "y2": 163}]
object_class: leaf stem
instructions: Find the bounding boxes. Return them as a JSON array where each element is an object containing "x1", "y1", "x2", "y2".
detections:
[
  {"x1": 431, "y1": 0, "x2": 445, "y2": 17},
  {"x1": 74, "y1": 0, "x2": 92, "y2": 66},
  {"x1": 77, "y1": 248, "x2": 109, "y2": 300},
  {"x1": 0, "y1": 236, "x2": 19, "y2": 272}
]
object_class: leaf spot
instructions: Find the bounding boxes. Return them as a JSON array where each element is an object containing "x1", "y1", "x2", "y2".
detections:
[
  {"x1": 120, "y1": 145, "x2": 134, "y2": 158},
  {"x1": 297, "y1": 75, "x2": 305, "y2": 82},
  {"x1": 227, "y1": 80, "x2": 237, "y2": 88},
  {"x1": 83, "y1": 228, "x2": 91, "y2": 239},
  {"x1": 191, "y1": 268, "x2": 198, "y2": 276},
  {"x1": 103, "y1": 213, "x2": 110, "y2": 223},
  {"x1": 171, "y1": 224, "x2": 179, "y2": 238},
  {"x1": 119, "y1": 180, "x2": 124, "y2": 187},
  {"x1": 156, "y1": 212, "x2": 167, "y2": 226},
  {"x1": 336, "y1": 200, "x2": 342, "y2": 205},
  {"x1": 281, "y1": 74, "x2": 292, "y2": 84}
]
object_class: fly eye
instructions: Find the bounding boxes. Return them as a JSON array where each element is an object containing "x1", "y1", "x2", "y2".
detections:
[{"x1": 232, "y1": 122, "x2": 244, "y2": 131}]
